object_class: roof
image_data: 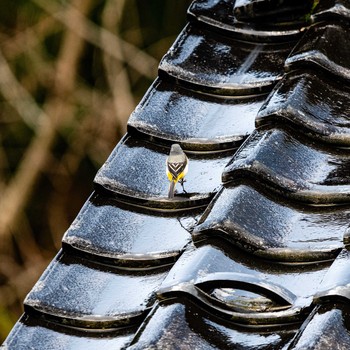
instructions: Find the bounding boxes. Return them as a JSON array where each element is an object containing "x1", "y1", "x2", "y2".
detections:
[{"x1": 3, "y1": 0, "x2": 350, "y2": 349}]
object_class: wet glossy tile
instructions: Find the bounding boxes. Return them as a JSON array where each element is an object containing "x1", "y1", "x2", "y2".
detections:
[
  {"x1": 188, "y1": 0, "x2": 303, "y2": 41},
  {"x1": 193, "y1": 184, "x2": 348, "y2": 262},
  {"x1": 188, "y1": 0, "x2": 236, "y2": 30},
  {"x1": 286, "y1": 24, "x2": 350, "y2": 82},
  {"x1": 223, "y1": 128, "x2": 350, "y2": 204},
  {"x1": 159, "y1": 24, "x2": 295, "y2": 95},
  {"x1": 94, "y1": 135, "x2": 234, "y2": 209},
  {"x1": 289, "y1": 304, "x2": 350, "y2": 350},
  {"x1": 161, "y1": 244, "x2": 329, "y2": 299},
  {"x1": 312, "y1": 0, "x2": 350, "y2": 23},
  {"x1": 256, "y1": 71, "x2": 350, "y2": 146},
  {"x1": 233, "y1": 0, "x2": 314, "y2": 21},
  {"x1": 128, "y1": 78, "x2": 265, "y2": 151},
  {"x1": 2, "y1": 314, "x2": 134, "y2": 350},
  {"x1": 63, "y1": 192, "x2": 200, "y2": 267},
  {"x1": 128, "y1": 302, "x2": 295, "y2": 350},
  {"x1": 314, "y1": 249, "x2": 350, "y2": 303},
  {"x1": 157, "y1": 243, "x2": 329, "y2": 327},
  {"x1": 24, "y1": 251, "x2": 168, "y2": 329}
]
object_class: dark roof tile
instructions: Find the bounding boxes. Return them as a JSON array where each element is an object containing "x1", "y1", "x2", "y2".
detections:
[
  {"x1": 160, "y1": 242, "x2": 328, "y2": 299},
  {"x1": 156, "y1": 243, "x2": 328, "y2": 326},
  {"x1": 313, "y1": 0, "x2": 350, "y2": 23},
  {"x1": 286, "y1": 23, "x2": 350, "y2": 82},
  {"x1": 193, "y1": 184, "x2": 348, "y2": 262},
  {"x1": 233, "y1": 0, "x2": 314, "y2": 21},
  {"x1": 24, "y1": 251, "x2": 168, "y2": 329},
  {"x1": 2, "y1": 314, "x2": 134, "y2": 350},
  {"x1": 62, "y1": 192, "x2": 199, "y2": 267},
  {"x1": 256, "y1": 70, "x2": 350, "y2": 146},
  {"x1": 223, "y1": 128, "x2": 350, "y2": 204},
  {"x1": 127, "y1": 302, "x2": 296, "y2": 349},
  {"x1": 128, "y1": 78, "x2": 265, "y2": 151},
  {"x1": 289, "y1": 303, "x2": 350, "y2": 350},
  {"x1": 159, "y1": 24, "x2": 295, "y2": 95},
  {"x1": 290, "y1": 248, "x2": 350, "y2": 349},
  {"x1": 188, "y1": 0, "x2": 304, "y2": 41},
  {"x1": 314, "y1": 249, "x2": 350, "y2": 304},
  {"x1": 188, "y1": 0, "x2": 236, "y2": 29}
]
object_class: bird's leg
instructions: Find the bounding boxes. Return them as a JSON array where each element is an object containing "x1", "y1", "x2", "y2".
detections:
[
  {"x1": 168, "y1": 180, "x2": 176, "y2": 198},
  {"x1": 179, "y1": 179, "x2": 187, "y2": 194}
]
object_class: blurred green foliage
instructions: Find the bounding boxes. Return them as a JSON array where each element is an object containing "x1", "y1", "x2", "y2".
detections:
[{"x1": 0, "y1": 0, "x2": 190, "y2": 342}]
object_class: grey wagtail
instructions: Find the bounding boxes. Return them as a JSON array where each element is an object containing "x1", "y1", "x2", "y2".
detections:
[{"x1": 166, "y1": 144, "x2": 188, "y2": 198}]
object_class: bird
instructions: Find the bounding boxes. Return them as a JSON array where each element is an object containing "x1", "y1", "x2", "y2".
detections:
[{"x1": 166, "y1": 144, "x2": 188, "y2": 198}]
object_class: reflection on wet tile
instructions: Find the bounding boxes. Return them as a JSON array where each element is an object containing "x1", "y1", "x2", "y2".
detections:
[
  {"x1": 189, "y1": 0, "x2": 236, "y2": 30},
  {"x1": 314, "y1": 249, "x2": 350, "y2": 303},
  {"x1": 24, "y1": 251, "x2": 168, "y2": 328},
  {"x1": 128, "y1": 78, "x2": 264, "y2": 151},
  {"x1": 233, "y1": 0, "x2": 314, "y2": 21},
  {"x1": 286, "y1": 24, "x2": 350, "y2": 82},
  {"x1": 257, "y1": 71, "x2": 350, "y2": 145},
  {"x1": 63, "y1": 192, "x2": 200, "y2": 267},
  {"x1": 3, "y1": 314, "x2": 133, "y2": 350},
  {"x1": 159, "y1": 243, "x2": 329, "y2": 313},
  {"x1": 94, "y1": 135, "x2": 234, "y2": 209},
  {"x1": 289, "y1": 304, "x2": 350, "y2": 350},
  {"x1": 159, "y1": 24, "x2": 295, "y2": 95},
  {"x1": 193, "y1": 184, "x2": 348, "y2": 262},
  {"x1": 223, "y1": 128, "x2": 350, "y2": 204},
  {"x1": 312, "y1": 0, "x2": 350, "y2": 23},
  {"x1": 128, "y1": 302, "x2": 296, "y2": 350},
  {"x1": 188, "y1": 0, "x2": 303, "y2": 41}
]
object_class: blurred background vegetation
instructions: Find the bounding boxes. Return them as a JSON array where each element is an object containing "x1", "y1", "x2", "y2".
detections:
[{"x1": 0, "y1": 0, "x2": 190, "y2": 341}]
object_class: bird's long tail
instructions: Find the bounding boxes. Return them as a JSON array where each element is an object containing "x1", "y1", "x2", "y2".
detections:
[{"x1": 168, "y1": 181, "x2": 176, "y2": 198}]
